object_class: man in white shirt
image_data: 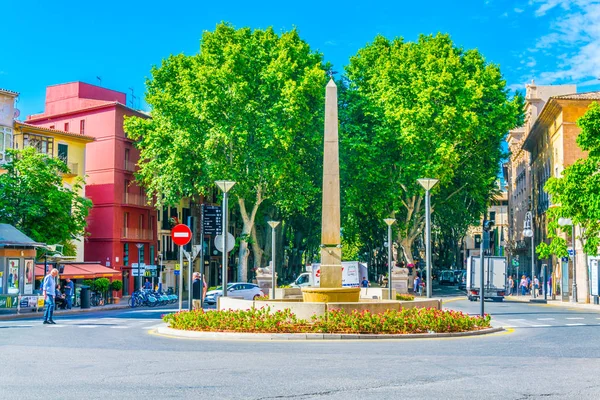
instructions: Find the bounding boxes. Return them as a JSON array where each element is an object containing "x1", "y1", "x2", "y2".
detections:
[{"x1": 43, "y1": 268, "x2": 59, "y2": 325}]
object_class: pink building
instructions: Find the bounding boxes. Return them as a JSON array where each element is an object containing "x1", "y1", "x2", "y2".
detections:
[{"x1": 26, "y1": 82, "x2": 157, "y2": 295}]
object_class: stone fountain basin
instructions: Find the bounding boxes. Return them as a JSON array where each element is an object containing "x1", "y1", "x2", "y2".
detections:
[{"x1": 218, "y1": 296, "x2": 442, "y2": 321}]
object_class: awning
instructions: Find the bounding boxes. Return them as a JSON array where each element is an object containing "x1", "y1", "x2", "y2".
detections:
[{"x1": 35, "y1": 263, "x2": 122, "y2": 280}]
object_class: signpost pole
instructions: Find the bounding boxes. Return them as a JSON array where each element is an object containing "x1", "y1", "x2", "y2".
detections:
[
  {"x1": 200, "y1": 204, "x2": 205, "y2": 309},
  {"x1": 178, "y1": 245, "x2": 183, "y2": 311}
]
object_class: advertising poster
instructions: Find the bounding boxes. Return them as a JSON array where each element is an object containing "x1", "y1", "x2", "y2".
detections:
[
  {"x1": 24, "y1": 259, "x2": 34, "y2": 295},
  {"x1": 8, "y1": 259, "x2": 19, "y2": 294}
]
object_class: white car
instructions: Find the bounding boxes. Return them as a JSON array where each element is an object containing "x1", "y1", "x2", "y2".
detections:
[{"x1": 204, "y1": 283, "x2": 264, "y2": 305}]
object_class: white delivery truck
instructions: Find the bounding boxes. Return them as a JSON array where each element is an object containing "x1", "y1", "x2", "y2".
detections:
[
  {"x1": 466, "y1": 256, "x2": 507, "y2": 302},
  {"x1": 291, "y1": 261, "x2": 368, "y2": 288}
]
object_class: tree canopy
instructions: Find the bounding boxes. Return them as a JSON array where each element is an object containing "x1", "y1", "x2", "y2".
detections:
[
  {"x1": 0, "y1": 148, "x2": 91, "y2": 247},
  {"x1": 124, "y1": 23, "x2": 327, "y2": 280},
  {"x1": 339, "y1": 33, "x2": 523, "y2": 265}
]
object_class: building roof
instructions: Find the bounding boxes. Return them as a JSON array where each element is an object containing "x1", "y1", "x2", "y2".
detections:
[
  {"x1": 0, "y1": 88, "x2": 19, "y2": 97},
  {"x1": 0, "y1": 224, "x2": 43, "y2": 247},
  {"x1": 14, "y1": 121, "x2": 96, "y2": 142},
  {"x1": 26, "y1": 101, "x2": 149, "y2": 122},
  {"x1": 552, "y1": 91, "x2": 600, "y2": 100}
]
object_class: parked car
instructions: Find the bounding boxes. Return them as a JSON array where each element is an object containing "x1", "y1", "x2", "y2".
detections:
[
  {"x1": 439, "y1": 270, "x2": 456, "y2": 285},
  {"x1": 457, "y1": 271, "x2": 467, "y2": 290},
  {"x1": 204, "y1": 283, "x2": 264, "y2": 305}
]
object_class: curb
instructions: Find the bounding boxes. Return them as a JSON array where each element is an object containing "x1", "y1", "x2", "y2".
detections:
[
  {"x1": 0, "y1": 304, "x2": 131, "y2": 321},
  {"x1": 155, "y1": 325, "x2": 503, "y2": 340}
]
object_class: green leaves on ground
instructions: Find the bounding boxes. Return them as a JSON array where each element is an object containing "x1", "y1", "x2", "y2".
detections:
[{"x1": 0, "y1": 148, "x2": 91, "y2": 246}]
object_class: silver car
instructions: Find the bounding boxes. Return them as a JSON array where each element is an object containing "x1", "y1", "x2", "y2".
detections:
[{"x1": 204, "y1": 283, "x2": 264, "y2": 305}]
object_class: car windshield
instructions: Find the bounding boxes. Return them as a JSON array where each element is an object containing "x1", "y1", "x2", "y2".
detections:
[{"x1": 213, "y1": 284, "x2": 235, "y2": 291}]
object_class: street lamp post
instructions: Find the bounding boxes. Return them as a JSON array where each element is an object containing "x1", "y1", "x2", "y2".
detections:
[
  {"x1": 418, "y1": 178, "x2": 439, "y2": 298},
  {"x1": 558, "y1": 217, "x2": 577, "y2": 303},
  {"x1": 215, "y1": 180, "x2": 236, "y2": 298},
  {"x1": 135, "y1": 243, "x2": 144, "y2": 291},
  {"x1": 523, "y1": 212, "x2": 535, "y2": 298},
  {"x1": 383, "y1": 218, "x2": 396, "y2": 300},
  {"x1": 267, "y1": 221, "x2": 280, "y2": 299}
]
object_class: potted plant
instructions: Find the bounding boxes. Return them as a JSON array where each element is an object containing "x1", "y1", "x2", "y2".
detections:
[
  {"x1": 110, "y1": 280, "x2": 123, "y2": 303},
  {"x1": 94, "y1": 278, "x2": 110, "y2": 304}
]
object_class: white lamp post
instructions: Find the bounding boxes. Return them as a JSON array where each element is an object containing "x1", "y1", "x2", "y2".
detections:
[
  {"x1": 558, "y1": 217, "x2": 577, "y2": 303},
  {"x1": 523, "y1": 211, "x2": 535, "y2": 298},
  {"x1": 135, "y1": 243, "x2": 144, "y2": 291},
  {"x1": 383, "y1": 218, "x2": 396, "y2": 300},
  {"x1": 418, "y1": 178, "x2": 439, "y2": 298},
  {"x1": 215, "y1": 180, "x2": 236, "y2": 298},
  {"x1": 267, "y1": 221, "x2": 280, "y2": 299}
]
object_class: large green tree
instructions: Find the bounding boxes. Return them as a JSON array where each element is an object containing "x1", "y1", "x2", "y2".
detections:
[
  {"x1": 0, "y1": 148, "x2": 91, "y2": 247},
  {"x1": 125, "y1": 23, "x2": 326, "y2": 281},
  {"x1": 340, "y1": 34, "x2": 523, "y2": 263}
]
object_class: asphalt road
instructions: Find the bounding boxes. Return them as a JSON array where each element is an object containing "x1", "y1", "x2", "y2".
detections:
[{"x1": 1, "y1": 286, "x2": 600, "y2": 400}]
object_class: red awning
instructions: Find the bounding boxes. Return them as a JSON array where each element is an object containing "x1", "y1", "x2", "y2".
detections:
[{"x1": 36, "y1": 264, "x2": 122, "y2": 280}]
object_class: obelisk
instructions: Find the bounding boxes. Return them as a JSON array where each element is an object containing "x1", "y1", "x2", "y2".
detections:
[{"x1": 319, "y1": 79, "x2": 343, "y2": 288}]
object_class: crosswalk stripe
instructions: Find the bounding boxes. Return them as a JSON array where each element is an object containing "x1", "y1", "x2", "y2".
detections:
[
  {"x1": 537, "y1": 318, "x2": 555, "y2": 321},
  {"x1": 566, "y1": 317, "x2": 584, "y2": 320},
  {"x1": 566, "y1": 323, "x2": 585, "y2": 326},
  {"x1": 110, "y1": 326, "x2": 130, "y2": 329},
  {"x1": 531, "y1": 324, "x2": 551, "y2": 327}
]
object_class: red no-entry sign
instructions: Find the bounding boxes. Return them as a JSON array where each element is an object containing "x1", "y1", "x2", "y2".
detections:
[{"x1": 171, "y1": 224, "x2": 192, "y2": 246}]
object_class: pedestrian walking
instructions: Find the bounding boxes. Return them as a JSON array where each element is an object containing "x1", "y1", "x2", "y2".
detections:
[
  {"x1": 144, "y1": 278, "x2": 152, "y2": 290},
  {"x1": 526, "y1": 276, "x2": 531, "y2": 295},
  {"x1": 361, "y1": 276, "x2": 369, "y2": 288},
  {"x1": 64, "y1": 278, "x2": 74, "y2": 309},
  {"x1": 508, "y1": 275, "x2": 514, "y2": 296},
  {"x1": 519, "y1": 275, "x2": 527, "y2": 296},
  {"x1": 533, "y1": 276, "x2": 540, "y2": 297},
  {"x1": 192, "y1": 272, "x2": 207, "y2": 310},
  {"x1": 42, "y1": 268, "x2": 59, "y2": 325},
  {"x1": 413, "y1": 274, "x2": 421, "y2": 295}
]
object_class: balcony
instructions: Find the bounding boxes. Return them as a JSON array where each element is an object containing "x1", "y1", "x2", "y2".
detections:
[
  {"x1": 60, "y1": 162, "x2": 79, "y2": 177},
  {"x1": 123, "y1": 193, "x2": 153, "y2": 207},
  {"x1": 122, "y1": 228, "x2": 154, "y2": 240}
]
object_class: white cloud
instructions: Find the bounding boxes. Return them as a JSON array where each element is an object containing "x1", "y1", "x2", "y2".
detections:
[
  {"x1": 324, "y1": 40, "x2": 337, "y2": 46},
  {"x1": 514, "y1": 7, "x2": 525, "y2": 12},
  {"x1": 528, "y1": 0, "x2": 600, "y2": 84}
]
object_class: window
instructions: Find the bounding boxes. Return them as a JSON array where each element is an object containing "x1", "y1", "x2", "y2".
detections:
[
  {"x1": 150, "y1": 245, "x2": 155, "y2": 266},
  {"x1": 64, "y1": 122, "x2": 69, "y2": 131},
  {"x1": 489, "y1": 211, "x2": 496, "y2": 223},
  {"x1": 123, "y1": 243, "x2": 129, "y2": 266},
  {"x1": 58, "y1": 144, "x2": 68, "y2": 162},
  {"x1": 23, "y1": 133, "x2": 54, "y2": 155},
  {"x1": 80, "y1": 120, "x2": 85, "y2": 134},
  {"x1": 139, "y1": 215, "x2": 144, "y2": 229},
  {"x1": 0, "y1": 126, "x2": 13, "y2": 162},
  {"x1": 124, "y1": 179, "x2": 130, "y2": 202}
]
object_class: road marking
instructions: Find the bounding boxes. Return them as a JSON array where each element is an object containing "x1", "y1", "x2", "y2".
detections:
[
  {"x1": 78, "y1": 325, "x2": 98, "y2": 328},
  {"x1": 47, "y1": 325, "x2": 67, "y2": 328},
  {"x1": 508, "y1": 319, "x2": 527, "y2": 321},
  {"x1": 566, "y1": 323, "x2": 585, "y2": 326},
  {"x1": 110, "y1": 326, "x2": 130, "y2": 329},
  {"x1": 537, "y1": 318, "x2": 555, "y2": 321},
  {"x1": 566, "y1": 317, "x2": 585, "y2": 320},
  {"x1": 531, "y1": 324, "x2": 551, "y2": 327}
]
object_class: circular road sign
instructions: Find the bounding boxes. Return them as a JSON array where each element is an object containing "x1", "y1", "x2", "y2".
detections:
[
  {"x1": 215, "y1": 233, "x2": 235, "y2": 253},
  {"x1": 171, "y1": 224, "x2": 192, "y2": 246}
]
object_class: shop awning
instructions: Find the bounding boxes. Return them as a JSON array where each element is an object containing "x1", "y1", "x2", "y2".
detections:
[{"x1": 35, "y1": 263, "x2": 122, "y2": 280}]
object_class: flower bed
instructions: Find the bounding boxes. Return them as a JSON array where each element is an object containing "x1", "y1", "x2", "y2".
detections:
[
  {"x1": 396, "y1": 293, "x2": 415, "y2": 301},
  {"x1": 163, "y1": 307, "x2": 490, "y2": 334}
]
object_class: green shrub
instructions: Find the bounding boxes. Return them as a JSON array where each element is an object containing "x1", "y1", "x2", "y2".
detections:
[
  {"x1": 396, "y1": 293, "x2": 415, "y2": 301},
  {"x1": 163, "y1": 307, "x2": 491, "y2": 334},
  {"x1": 94, "y1": 278, "x2": 110, "y2": 293},
  {"x1": 110, "y1": 280, "x2": 123, "y2": 292},
  {"x1": 82, "y1": 279, "x2": 94, "y2": 290}
]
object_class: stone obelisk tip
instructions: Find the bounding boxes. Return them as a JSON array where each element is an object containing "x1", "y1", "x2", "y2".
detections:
[{"x1": 327, "y1": 78, "x2": 336, "y2": 87}]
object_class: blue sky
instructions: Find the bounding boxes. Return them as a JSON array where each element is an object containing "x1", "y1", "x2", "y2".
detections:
[{"x1": 1, "y1": 0, "x2": 599, "y2": 118}]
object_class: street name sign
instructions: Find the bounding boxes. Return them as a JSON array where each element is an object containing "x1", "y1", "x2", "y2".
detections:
[{"x1": 203, "y1": 205, "x2": 222, "y2": 235}]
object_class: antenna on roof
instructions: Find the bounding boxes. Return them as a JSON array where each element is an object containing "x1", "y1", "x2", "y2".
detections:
[
  {"x1": 97, "y1": 76, "x2": 102, "y2": 86},
  {"x1": 129, "y1": 87, "x2": 137, "y2": 109}
]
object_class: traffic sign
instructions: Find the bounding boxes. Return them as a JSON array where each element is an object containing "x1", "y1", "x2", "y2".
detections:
[
  {"x1": 174, "y1": 263, "x2": 181, "y2": 276},
  {"x1": 215, "y1": 233, "x2": 235, "y2": 253},
  {"x1": 568, "y1": 247, "x2": 575, "y2": 259},
  {"x1": 171, "y1": 224, "x2": 192, "y2": 246},
  {"x1": 203, "y1": 205, "x2": 222, "y2": 235}
]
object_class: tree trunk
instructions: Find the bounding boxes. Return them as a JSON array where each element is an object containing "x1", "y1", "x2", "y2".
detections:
[
  {"x1": 251, "y1": 225, "x2": 264, "y2": 270},
  {"x1": 236, "y1": 190, "x2": 263, "y2": 282}
]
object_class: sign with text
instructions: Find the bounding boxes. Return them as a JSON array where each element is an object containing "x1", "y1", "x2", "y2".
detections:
[
  {"x1": 171, "y1": 224, "x2": 192, "y2": 246},
  {"x1": 203, "y1": 205, "x2": 222, "y2": 235}
]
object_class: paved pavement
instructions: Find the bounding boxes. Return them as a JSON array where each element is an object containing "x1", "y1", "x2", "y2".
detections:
[{"x1": 1, "y1": 285, "x2": 600, "y2": 399}]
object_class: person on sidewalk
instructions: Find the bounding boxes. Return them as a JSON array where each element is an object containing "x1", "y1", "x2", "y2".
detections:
[
  {"x1": 64, "y1": 278, "x2": 74, "y2": 310},
  {"x1": 533, "y1": 276, "x2": 540, "y2": 297},
  {"x1": 192, "y1": 272, "x2": 207, "y2": 310},
  {"x1": 414, "y1": 274, "x2": 421, "y2": 296},
  {"x1": 144, "y1": 279, "x2": 152, "y2": 290},
  {"x1": 361, "y1": 276, "x2": 370, "y2": 288},
  {"x1": 42, "y1": 268, "x2": 59, "y2": 324},
  {"x1": 520, "y1": 275, "x2": 528, "y2": 296},
  {"x1": 508, "y1": 276, "x2": 514, "y2": 296}
]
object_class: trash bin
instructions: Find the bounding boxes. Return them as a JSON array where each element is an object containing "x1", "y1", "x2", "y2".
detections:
[{"x1": 80, "y1": 286, "x2": 91, "y2": 309}]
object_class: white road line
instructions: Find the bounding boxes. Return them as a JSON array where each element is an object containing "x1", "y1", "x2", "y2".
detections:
[
  {"x1": 78, "y1": 325, "x2": 98, "y2": 328},
  {"x1": 110, "y1": 326, "x2": 130, "y2": 329},
  {"x1": 566, "y1": 317, "x2": 584, "y2": 320},
  {"x1": 508, "y1": 319, "x2": 527, "y2": 321},
  {"x1": 537, "y1": 318, "x2": 555, "y2": 321},
  {"x1": 47, "y1": 325, "x2": 67, "y2": 328},
  {"x1": 566, "y1": 323, "x2": 585, "y2": 326},
  {"x1": 531, "y1": 324, "x2": 552, "y2": 327}
]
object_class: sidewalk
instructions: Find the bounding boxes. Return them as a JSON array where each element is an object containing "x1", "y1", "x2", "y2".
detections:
[
  {"x1": 0, "y1": 302, "x2": 131, "y2": 321},
  {"x1": 505, "y1": 295, "x2": 600, "y2": 312}
]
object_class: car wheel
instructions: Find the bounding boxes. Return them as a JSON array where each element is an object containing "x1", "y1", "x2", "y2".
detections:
[{"x1": 253, "y1": 294, "x2": 260, "y2": 300}]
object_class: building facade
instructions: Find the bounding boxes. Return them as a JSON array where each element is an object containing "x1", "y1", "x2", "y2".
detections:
[
  {"x1": 0, "y1": 88, "x2": 19, "y2": 164},
  {"x1": 25, "y1": 82, "x2": 157, "y2": 294},
  {"x1": 522, "y1": 90, "x2": 600, "y2": 301}
]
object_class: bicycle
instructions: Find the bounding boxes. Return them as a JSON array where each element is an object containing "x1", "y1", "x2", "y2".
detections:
[{"x1": 90, "y1": 291, "x2": 105, "y2": 307}]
